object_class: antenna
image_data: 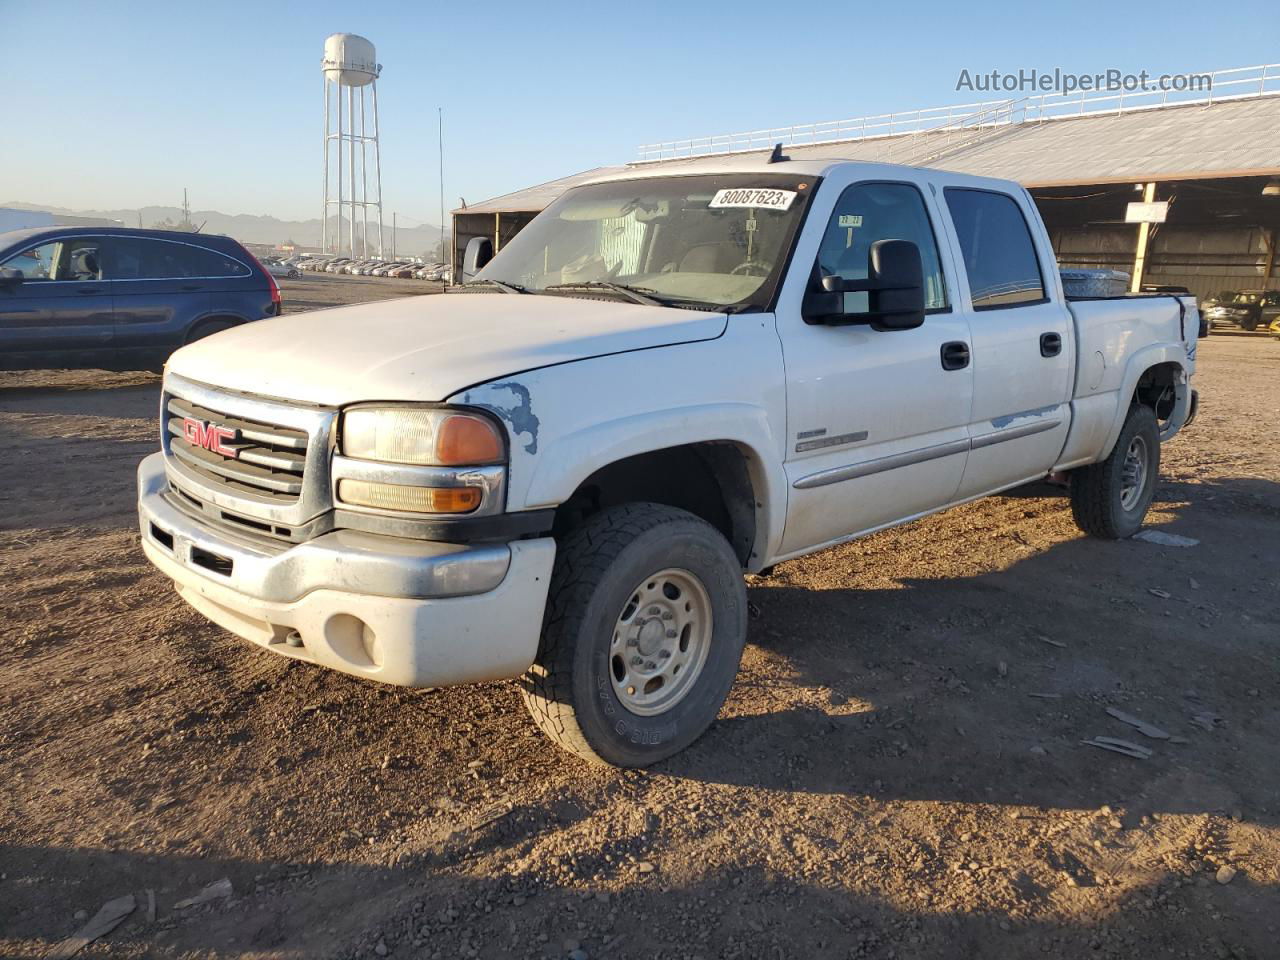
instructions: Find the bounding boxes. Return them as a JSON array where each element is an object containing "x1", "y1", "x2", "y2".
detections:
[{"x1": 768, "y1": 142, "x2": 790, "y2": 164}]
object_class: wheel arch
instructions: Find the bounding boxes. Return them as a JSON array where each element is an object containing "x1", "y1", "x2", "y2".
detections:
[
  {"x1": 1099, "y1": 346, "x2": 1191, "y2": 457},
  {"x1": 184, "y1": 313, "x2": 252, "y2": 344},
  {"x1": 550, "y1": 440, "x2": 766, "y2": 570}
]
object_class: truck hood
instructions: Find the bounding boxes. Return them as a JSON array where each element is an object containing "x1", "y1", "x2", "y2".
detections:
[{"x1": 167, "y1": 293, "x2": 728, "y2": 406}]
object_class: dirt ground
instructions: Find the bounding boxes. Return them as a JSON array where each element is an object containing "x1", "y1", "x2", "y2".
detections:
[{"x1": 2, "y1": 278, "x2": 1278, "y2": 960}]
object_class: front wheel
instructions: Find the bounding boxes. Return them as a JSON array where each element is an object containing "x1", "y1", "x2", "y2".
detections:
[
  {"x1": 521, "y1": 503, "x2": 748, "y2": 767},
  {"x1": 1069, "y1": 405, "x2": 1160, "y2": 539}
]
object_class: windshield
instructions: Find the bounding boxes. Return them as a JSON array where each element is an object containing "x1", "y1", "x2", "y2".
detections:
[{"x1": 476, "y1": 173, "x2": 817, "y2": 312}]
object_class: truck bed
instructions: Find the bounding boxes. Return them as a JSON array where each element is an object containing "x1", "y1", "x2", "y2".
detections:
[{"x1": 1053, "y1": 293, "x2": 1199, "y2": 470}]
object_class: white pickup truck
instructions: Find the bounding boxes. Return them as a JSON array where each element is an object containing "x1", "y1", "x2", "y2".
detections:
[{"x1": 137, "y1": 158, "x2": 1200, "y2": 766}]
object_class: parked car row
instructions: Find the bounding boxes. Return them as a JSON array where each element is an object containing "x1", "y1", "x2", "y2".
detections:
[
  {"x1": 294, "y1": 255, "x2": 451, "y2": 282},
  {"x1": 1202, "y1": 289, "x2": 1280, "y2": 331}
]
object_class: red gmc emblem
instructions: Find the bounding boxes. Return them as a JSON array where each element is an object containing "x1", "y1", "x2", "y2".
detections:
[{"x1": 182, "y1": 416, "x2": 238, "y2": 458}]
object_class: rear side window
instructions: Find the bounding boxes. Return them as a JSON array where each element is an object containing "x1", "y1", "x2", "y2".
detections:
[
  {"x1": 944, "y1": 188, "x2": 1046, "y2": 310},
  {"x1": 113, "y1": 238, "x2": 250, "y2": 280}
]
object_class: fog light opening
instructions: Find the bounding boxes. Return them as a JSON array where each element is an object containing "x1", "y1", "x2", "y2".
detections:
[{"x1": 324, "y1": 613, "x2": 382, "y2": 669}]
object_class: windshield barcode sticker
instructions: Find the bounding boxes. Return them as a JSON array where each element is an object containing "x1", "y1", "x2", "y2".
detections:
[{"x1": 708, "y1": 188, "x2": 797, "y2": 211}]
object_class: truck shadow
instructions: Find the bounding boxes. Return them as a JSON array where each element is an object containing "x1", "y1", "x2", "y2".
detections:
[
  {"x1": 1, "y1": 838, "x2": 1275, "y2": 959},
  {"x1": 665, "y1": 475, "x2": 1280, "y2": 826}
]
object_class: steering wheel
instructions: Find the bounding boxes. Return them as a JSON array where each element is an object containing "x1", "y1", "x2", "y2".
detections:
[{"x1": 729, "y1": 259, "x2": 772, "y2": 277}]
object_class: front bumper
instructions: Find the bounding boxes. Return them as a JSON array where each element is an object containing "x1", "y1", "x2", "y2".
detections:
[{"x1": 137, "y1": 452, "x2": 555, "y2": 687}]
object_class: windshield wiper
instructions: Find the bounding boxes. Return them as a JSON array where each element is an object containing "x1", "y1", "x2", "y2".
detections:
[
  {"x1": 463, "y1": 278, "x2": 527, "y2": 295},
  {"x1": 543, "y1": 280, "x2": 667, "y2": 307}
]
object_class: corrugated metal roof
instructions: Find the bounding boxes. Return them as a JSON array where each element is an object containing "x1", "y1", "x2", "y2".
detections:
[
  {"x1": 453, "y1": 165, "x2": 627, "y2": 215},
  {"x1": 456, "y1": 95, "x2": 1280, "y2": 215}
]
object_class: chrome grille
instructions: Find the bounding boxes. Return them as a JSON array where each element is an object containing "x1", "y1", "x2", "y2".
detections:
[
  {"x1": 160, "y1": 373, "x2": 337, "y2": 533},
  {"x1": 166, "y1": 395, "x2": 308, "y2": 500}
]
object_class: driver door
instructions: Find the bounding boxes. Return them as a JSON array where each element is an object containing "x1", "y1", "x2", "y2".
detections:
[
  {"x1": 0, "y1": 236, "x2": 115, "y2": 361},
  {"x1": 775, "y1": 178, "x2": 974, "y2": 556}
]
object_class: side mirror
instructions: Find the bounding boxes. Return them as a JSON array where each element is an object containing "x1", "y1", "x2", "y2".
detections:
[
  {"x1": 803, "y1": 239, "x2": 926, "y2": 330},
  {"x1": 0, "y1": 268, "x2": 23, "y2": 290},
  {"x1": 462, "y1": 237, "x2": 494, "y2": 282}
]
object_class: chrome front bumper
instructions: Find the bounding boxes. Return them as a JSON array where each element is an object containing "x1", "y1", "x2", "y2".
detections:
[{"x1": 137, "y1": 451, "x2": 555, "y2": 687}]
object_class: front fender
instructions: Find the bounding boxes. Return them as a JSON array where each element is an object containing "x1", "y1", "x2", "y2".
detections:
[
  {"x1": 537, "y1": 403, "x2": 787, "y2": 565},
  {"x1": 452, "y1": 322, "x2": 791, "y2": 565}
]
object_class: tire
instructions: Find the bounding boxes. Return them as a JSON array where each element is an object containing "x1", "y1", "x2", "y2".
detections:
[
  {"x1": 1069, "y1": 405, "x2": 1161, "y2": 539},
  {"x1": 184, "y1": 318, "x2": 237, "y2": 345},
  {"x1": 521, "y1": 503, "x2": 748, "y2": 767},
  {"x1": 1241, "y1": 319, "x2": 1258, "y2": 332}
]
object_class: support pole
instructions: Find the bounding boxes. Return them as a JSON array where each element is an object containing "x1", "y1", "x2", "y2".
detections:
[
  {"x1": 1130, "y1": 181, "x2": 1158, "y2": 293},
  {"x1": 360, "y1": 86, "x2": 369, "y2": 258},
  {"x1": 336, "y1": 80, "x2": 344, "y2": 256},
  {"x1": 348, "y1": 84, "x2": 357, "y2": 257},
  {"x1": 372, "y1": 80, "x2": 384, "y2": 258},
  {"x1": 322, "y1": 75, "x2": 330, "y2": 253},
  {"x1": 1262, "y1": 228, "x2": 1277, "y2": 290}
]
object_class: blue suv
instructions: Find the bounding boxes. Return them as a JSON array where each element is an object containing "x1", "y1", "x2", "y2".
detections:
[{"x1": 0, "y1": 226, "x2": 281, "y2": 372}]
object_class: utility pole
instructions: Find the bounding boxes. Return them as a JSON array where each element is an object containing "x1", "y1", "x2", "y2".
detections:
[
  {"x1": 438, "y1": 107, "x2": 447, "y2": 275},
  {"x1": 392, "y1": 212, "x2": 396, "y2": 260}
]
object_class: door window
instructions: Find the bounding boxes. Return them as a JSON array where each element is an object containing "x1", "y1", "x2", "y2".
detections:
[
  {"x1": 1, "y1": 242, "x2": 57, "y2": 280},
  {"x1": 944, "y1": 188, "x2": 1046, "y2": 310},
  {"x1": 816, "y1": 182, "x2": 949, "y2": 312},
  {"x1": 112, "y1": 238, "x2": 250, "y2": 280},
  {"x1": 0, "y1": 238, "x2": 104, "y2": 281}
]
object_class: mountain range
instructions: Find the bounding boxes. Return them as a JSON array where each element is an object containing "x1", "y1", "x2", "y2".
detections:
[{"x1": 1, "y1": 201, "x2": 445, "y2": 254}]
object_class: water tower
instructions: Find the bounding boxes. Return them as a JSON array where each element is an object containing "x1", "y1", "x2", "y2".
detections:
[{"x1": 321, "y1": 33, "x2": 383, "y2": 257}]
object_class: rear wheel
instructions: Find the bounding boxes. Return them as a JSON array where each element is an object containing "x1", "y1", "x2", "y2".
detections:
[
  {"x1": 521, "y1": 503, "x2": 747, "y2": 767},
  {"x1": 1069, "y1": 405, "x2": 1160, "y2": 539}
]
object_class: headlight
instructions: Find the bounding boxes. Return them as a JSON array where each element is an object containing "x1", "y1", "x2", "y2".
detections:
[
  {"x1": 336, "y1": 406, "x2": 506, "y2": 516},
  {"x1": 341, "y1": 407, "x2": 504, "y2": 466}
]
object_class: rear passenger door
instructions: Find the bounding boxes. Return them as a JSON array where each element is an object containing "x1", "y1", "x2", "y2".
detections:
[
  {"x1": 941, "y1": 186, "x2": 1074, "y2": 499},
  {"x1": 111, "y1": 237, "x2": 255, "y2": 362},
  {"x1": 0, "y1": 236, "x2": 115, "y2": 360}
]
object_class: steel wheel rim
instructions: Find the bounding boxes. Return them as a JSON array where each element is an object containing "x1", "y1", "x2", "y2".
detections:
[
  {"x1": 609, "y1": 568, "x2": 713, "y2": 717},
  {"x1": 1120, "y1": 434, "x2": 1148, "y2": 511}
]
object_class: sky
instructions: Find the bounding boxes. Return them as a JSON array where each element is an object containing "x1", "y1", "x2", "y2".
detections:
[{"x1": 2, "y1": 0, "x2": 1277, "y2": 228}]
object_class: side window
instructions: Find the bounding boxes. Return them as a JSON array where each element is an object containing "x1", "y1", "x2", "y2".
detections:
[
  {"x1": 816, "y1": 182, "x2": 949, "y2": 311},
  {"x1": 179, "y1": 243, "x2": 251, "y2": 278},
  {"x1": 112, "y1": 238, "x2": 250, "y2": 280},
  {"x1": 944, "y1": 188, "x2": 1046, "y2": 309},
  {"x1": 0, "y1": 241, "x2": 58, "y2": 281},
  {"x1": 0, "y1": 239, "x2": 104, "y2": 281}
]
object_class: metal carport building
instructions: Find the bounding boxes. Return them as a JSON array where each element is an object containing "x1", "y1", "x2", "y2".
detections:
[{"x1": 453, "y1": 63, "x2": 1280, "y2": 299}]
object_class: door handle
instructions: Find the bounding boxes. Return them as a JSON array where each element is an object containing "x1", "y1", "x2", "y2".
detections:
[
  {"x1": 77, "y1": 287, "x2": 102, "y2": 295},
  {"x1": 940, "y1": 341, "x2": 970, "y2": 371},
  {"x1": 181, "y1": 284, "x2": 203, "y2": 291},
  {"x1": 1040, "y1": 332, "x2": 1063, "y2": 357}
]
